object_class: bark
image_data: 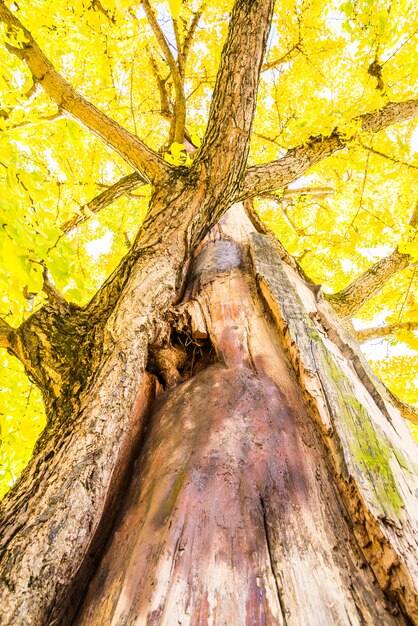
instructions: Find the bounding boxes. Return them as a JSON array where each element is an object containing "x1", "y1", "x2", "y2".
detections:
[
  {"x1": 194, "y1": 0, "x2": 274, "y2": 203},
  {"x1": 1, "y1": 202, "x2": 418, "y2": 625},
  {"x1": 60, "y1": 172, "x2": 146, "y2": 234},
  {"x1": 1, "y1": 1, "x2": 418, "y2": 623},
  {"x1": 327, "y1": 248, "x2": 412, "y2": 319},
  {"x1": 0, "y1": 1, "x2": 169, "y2": 184},
  {"x1": 240, "y1": 99, "x2": 418, "y2": 198},
  {"x1": 72, "y1": 205, "x2": 418, "y2": 625},
  {"x1": 356, "y1": 321, "x2": 418, "y2": 343}
]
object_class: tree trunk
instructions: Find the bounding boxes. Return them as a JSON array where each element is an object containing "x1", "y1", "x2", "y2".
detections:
[
  {"x1": 2, "y1": 205, "x2": 418, "y2": 625},
  {"x1": 73, "y1": 205, "x2": 417, "y2": 625}
]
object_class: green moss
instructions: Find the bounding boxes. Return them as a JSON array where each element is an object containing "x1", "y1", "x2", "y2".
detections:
[{"x1": 321, "y1": 347, "x2": 405, "y2": 519}]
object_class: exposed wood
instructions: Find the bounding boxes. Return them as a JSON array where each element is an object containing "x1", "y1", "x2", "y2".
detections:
[
  {"x1": 248, "y1": 223, "x2": 418, "y2": 622},
  {"x1": 75, "y1": 205, "x2": 415, "y2": 625}
]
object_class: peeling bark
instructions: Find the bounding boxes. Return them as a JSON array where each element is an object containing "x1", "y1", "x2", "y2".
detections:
[
  {"x1": 73, "y1": 205, "x2": 418, "y2": 625},
  {"x1": 1, "y1": 0, "x2": 418, "y2": 622}
]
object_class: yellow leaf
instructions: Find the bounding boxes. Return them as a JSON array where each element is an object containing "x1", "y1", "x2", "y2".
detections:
[{"x1": 168, "y1": 0, "x2": 181, "y2": 19}]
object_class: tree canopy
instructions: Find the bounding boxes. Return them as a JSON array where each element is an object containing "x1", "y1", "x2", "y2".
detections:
[{"x1": 0, "y1": 0, "x2": 417, "y2": 497}]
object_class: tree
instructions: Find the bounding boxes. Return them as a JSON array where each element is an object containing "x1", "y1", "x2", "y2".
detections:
[{"x1": 0, "y1": 0, "x2": 418, "y2": 623}]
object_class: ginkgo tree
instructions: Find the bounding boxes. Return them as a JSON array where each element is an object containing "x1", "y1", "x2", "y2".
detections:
[{"x1": 0, "y1": 0, "x2": 418, "y2": 624}]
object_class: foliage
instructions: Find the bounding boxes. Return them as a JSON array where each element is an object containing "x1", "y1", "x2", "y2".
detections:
[
  {"x1": 0, "y1": 0, "x2": 417, "y2": 495},
  {"x1": 0, "y1": 352, "x2": 44, "y2": 498}
]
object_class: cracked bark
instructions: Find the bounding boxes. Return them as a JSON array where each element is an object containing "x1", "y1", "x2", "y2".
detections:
[
  {"x1": 73, "y1": 205, "x2": 417, "y2": 625},
  {"x1": 0, "y1": 0, "x2": 418, "y2": 623}
]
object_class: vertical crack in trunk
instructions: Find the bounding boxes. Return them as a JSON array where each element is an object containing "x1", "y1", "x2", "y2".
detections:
[
  {"x1": 73, "y1": 204, "x2": 415, "y2": 625},
  {"x1": 260, "y1": 495, "x2": 288, "y2": 626},
  {"x1": 248, "y1": 229, "x2": 418, "y2": 623}
]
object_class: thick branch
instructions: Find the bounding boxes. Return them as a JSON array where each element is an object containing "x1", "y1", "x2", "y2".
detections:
[
  {"x1": 0, "y1": 1, "x2": 170, "y2": 184},
  {"x1": 141, "y1": 0, "x2": 186, "y2": 143},
  {"x1": 327, "y1": 249, "x2": 412, "y2": 319},
  {"x1": 60, "y1": 172, "x2": 146, "y2": 233},
  {"x1": 356, "y1": 322, "x2": 418, "y2": 343},
  {"x1": 240, "y1": 99, "x2": 418, "y2": 197},
  {"x1": 328, "y1": 202, "x2": 418, "y2": 319},
  {"x1": 194, "y1": 0, "x2": 274, "y2": 193}
]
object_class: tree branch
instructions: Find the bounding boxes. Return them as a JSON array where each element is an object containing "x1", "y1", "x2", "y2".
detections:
[
  {"x1": 240, "y1": 99, "x2": 418, "y2": 198},
  {"x1": 147, "y1": 49, "x2": 175, "y2": 148},
  {"x1": 60, "y1": 172, "x2": 146, "y2": 233},
  {"x1": 171, "y1": 15, "x2": 183, "y2": 76},
  {"x1": 41, "y1": 268, "x2": 69, "y2": 308},
  {"x1": 141, "y1": 0, "x2": 186, "y2": 144},
  {"x1": 327, "y1": 201, "x2": 418, "y2": 318},
  {"x1": 360, "y1": 143, "x2": 418, "y2": 170},
  {"x1": 182, "y1": 4, "x2": 205, "y2": 68},
  {"x1": 261, "y1": 186, "x2": 334, "y2": 200},
  {"x1": 409, "y1": 201, "x2": 418, "y2": 228},
  {"x1": 262, "y1": 41, "x2": 300, "y2": 72},
  {"x1": 356, "y1": 321, "x2": 418, "y2": 343},
  {"x1": 0, "y1": 1, "x2": 171, "y2": 184},
  {"x1": 194, "y1": 0, "x2": 274, "y2": 196},
  {"x1": 327, "y1": 248, "x2": 412, "y2": 319},
  {"x1": 0, "y1": 316, "x2": 46, "y2": 394}
]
